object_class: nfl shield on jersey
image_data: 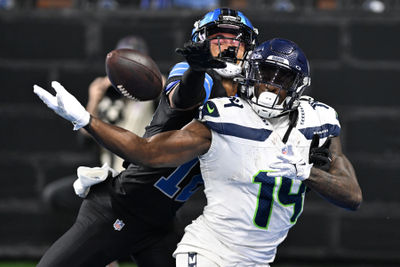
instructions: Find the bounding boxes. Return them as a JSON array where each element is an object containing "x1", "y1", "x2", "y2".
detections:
[{"x1": 174, "y1": 96, "x2": 340, "y2": 266}]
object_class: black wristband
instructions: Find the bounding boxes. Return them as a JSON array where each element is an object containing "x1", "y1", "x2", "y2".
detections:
[{"x1": 83, "y1": 115, "x2": 93, "y2": 131}]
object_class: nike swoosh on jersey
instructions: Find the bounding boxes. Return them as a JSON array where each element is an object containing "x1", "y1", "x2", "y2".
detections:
[{"x1": 207, "y1": 103, "x2": 215, "y2": 113}]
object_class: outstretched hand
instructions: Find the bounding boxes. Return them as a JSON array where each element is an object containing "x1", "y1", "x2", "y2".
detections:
[
  {"x1": 309, "y1": 134, "x2": 332, "y2": 172},
  {"x1": 33, "y1": 81, "x2": 90, "y2": 130},
  {"x1": 175, "y1": 40, "x2": 226, "y2": 71}
]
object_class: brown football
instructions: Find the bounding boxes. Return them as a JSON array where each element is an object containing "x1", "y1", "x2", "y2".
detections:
[{"x1": 105, "y1": 49, "x2": 163, "y2": 101}]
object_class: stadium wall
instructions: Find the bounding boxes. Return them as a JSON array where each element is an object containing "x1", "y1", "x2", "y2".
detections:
[{"x1": 0, "y1": 8, "x2": 399, "y2": 264}]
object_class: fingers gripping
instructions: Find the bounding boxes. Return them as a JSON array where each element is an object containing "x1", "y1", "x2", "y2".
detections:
[
  {"x1": 52, "y1": 81, "x2": 68, "y2": 110},
  {"x1": 310, "y1": 134, "x2": 331, "y2": 150},
  {"x1": 51, "y1": 81, "x2": 67, "y2": 95},
  {"x1": 321, "y1": 137, "x2": 331, "y2": 149},
  {"x1": 309, "y1": 134, "x2": 332, "y2": 171},
  {"x1": 310, "y1": 134, "x2": 320, "y2": 150},
  {"x1": 33, "y1": 84, "x2": 58, "y2": 109},
  {"x1": 267, "y1": 144, "x2": 313, "y2": 181}
]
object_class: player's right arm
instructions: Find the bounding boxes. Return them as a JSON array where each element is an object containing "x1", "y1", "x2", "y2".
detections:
[
  {"x1": 166, "y1": 62, "x2": 207, "y2": 110},
  {"x1": 168, "y1": 67, "x2": 207, "y2": 109},
  {"x1": 168, "y1": 41, "x2": 225, "y2": 110}
]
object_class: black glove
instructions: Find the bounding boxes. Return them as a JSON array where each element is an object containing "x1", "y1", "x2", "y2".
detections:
[
  {"x1": 175, "y1": 40, "x2": 227, "y2": 72},
  {"x1": 309, "y1": 134, "x2": 332, "y2": 172}
]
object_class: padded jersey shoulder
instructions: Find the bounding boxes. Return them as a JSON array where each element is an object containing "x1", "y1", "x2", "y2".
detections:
[{"x1": 297, "y1": 96, "x2": 341, "y2": 139}]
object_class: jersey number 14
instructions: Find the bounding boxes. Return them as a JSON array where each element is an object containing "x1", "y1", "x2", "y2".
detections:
[{"x1": 252, "y1": 171, "x2": 306, "y2": 230}]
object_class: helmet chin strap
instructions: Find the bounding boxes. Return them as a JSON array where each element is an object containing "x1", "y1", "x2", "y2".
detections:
[
  {"x1": 214, "y1": 62, "x2": 242, "y2": 78},
  {"x1": 213, "y1": 45, "x2": 243, "y2": 78},
  {"x1": 220, "y1": 46, "x2": 238, "y2": 62},
  {"x1": 258, "y1": 91, "x2": 280, "y2": 107},
  {"x1": 250, "y1": 91, "x2": 284, "y2": 119}
]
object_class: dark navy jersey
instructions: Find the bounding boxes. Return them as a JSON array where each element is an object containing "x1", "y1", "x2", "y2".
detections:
[{"x1": 108, "y1": 62, "x2": 228, "y2": 226}]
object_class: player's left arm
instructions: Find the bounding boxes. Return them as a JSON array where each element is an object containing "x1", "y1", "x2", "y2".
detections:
[
  {"x1": 86, "y1": 117, "x2": 211, "y2": 168},
  {"x1": 304, "y1": 136, "x2": 362, "y2": 211},
  {"x1": 33, "y1": 81, "x2": 211, "y2": 168}
]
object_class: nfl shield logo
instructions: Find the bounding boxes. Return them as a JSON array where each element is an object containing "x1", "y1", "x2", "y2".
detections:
[
  {"x1": 282, "y1": 146, "x2": 288, "y2": 155},
  {"x1": 113, "y1": 219, "x2": 125, "y2": 231}
]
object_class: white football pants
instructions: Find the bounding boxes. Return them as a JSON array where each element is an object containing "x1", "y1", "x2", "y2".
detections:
[{"x1": 176, "y1": 252, "x2": 219, "y2": 267}]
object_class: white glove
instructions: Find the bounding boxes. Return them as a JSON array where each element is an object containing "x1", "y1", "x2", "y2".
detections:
[
  {"x1": 267, "y1": 144, "x2": 313, "y2": 181},
  {"x1": 73, "y1": 163, "x2": 119, "y2": 198},
  {"x1": 33, "y1": 81, "x2": 90, "y2": 130}
]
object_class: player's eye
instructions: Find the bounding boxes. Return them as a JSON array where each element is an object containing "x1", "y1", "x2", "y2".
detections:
[{"x1": 210, "y1": 38, "x2": 241, "y2": 46}]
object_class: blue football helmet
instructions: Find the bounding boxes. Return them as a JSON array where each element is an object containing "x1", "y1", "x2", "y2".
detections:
[
  {"x1": 191, "y1": 8, "x2": 258, "y2": 78},
  {"x1": 242, "y1": 38, "x2": 311, "y2": 119}
]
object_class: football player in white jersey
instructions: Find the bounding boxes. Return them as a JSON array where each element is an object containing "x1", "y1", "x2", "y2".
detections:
[{"x1": 33, "y1": 38, "x2": 362, "y2": 267}]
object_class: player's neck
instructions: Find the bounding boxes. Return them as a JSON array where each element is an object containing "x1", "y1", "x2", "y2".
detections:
[
  {"x1": 266, "y1": 113, "x2": 290, "y2": 127},
  {"x1": 221, "y1": 78, "x2": 238, "y2": 96}
]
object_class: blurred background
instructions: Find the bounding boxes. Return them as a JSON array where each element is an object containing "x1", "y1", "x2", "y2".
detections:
[{"x1": 1, "y1": 0, "x2": 400, "y2": 266}]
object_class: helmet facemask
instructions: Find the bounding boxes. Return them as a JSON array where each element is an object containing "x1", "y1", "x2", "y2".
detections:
[
  {"x1": 198, "y1": 25, "x2": 251, "y2": 78},
  {"x1": 208, "y1": 30, "x2": 246, "y2": 77}
]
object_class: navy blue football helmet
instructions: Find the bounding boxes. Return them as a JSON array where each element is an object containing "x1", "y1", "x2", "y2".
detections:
[
  {"x1": 191, "y1": 8, "x2": 258, "y2": 77},
  {"x1": 242, "y1": 38, "x2": 311, "y2": 118}
]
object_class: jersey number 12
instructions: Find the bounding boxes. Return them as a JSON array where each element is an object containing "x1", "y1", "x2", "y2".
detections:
[{"x1": 154, "y1": 158, "x2": 203, "y2": 202}]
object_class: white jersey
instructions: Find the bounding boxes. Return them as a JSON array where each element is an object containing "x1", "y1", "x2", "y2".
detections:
[{"x1": 174, "y1": 96, "x2": 340, "y2": 266}]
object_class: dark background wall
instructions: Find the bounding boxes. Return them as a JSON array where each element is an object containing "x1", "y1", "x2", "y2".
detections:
[{"x1": 1, "y1": 6, "x2": 400, "y2": 265}]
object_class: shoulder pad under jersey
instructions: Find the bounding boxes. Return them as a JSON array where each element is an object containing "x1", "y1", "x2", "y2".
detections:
[{"x1": 297, "y1": 97, "x2": 341, "y2": 139}]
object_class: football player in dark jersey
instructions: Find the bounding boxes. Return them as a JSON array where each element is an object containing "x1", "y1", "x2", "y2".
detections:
[{"x1": 33, "y1": 8, "x2": 258, "y2": 267}]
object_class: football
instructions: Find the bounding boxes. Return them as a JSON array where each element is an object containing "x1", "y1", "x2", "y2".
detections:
[{"x1": 105, "y1": 49, "x2": 163, "y2": 101}]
